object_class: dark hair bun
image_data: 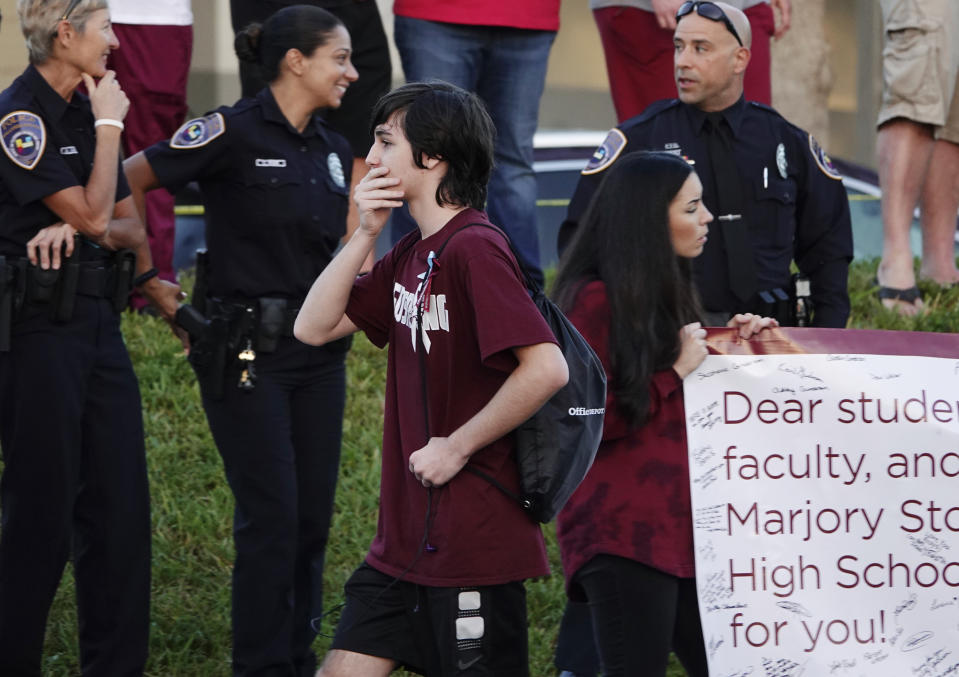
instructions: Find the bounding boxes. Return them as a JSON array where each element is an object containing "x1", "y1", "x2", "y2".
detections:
[{"x1": 234, "y1": 23, "x2": 263, "y2": 64}]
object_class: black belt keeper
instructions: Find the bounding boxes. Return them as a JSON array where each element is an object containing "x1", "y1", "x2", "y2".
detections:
[
  {"x1": 747, "y1": 287, "x2": 794, "y2": 326},
  {"x1": 81, "y1": 266, "x2": 111, "y2": 295},
  {"x1": 255, "y1": 297, "x2": 301, "y2": 353},
  {"x1": 707, "y1": 286, "x2": 796, "y2": 328}
]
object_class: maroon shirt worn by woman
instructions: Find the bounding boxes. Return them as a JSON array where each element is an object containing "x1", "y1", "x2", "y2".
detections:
[{"x1": 557, "y1": 280, "x2": 696, "y2": 597}]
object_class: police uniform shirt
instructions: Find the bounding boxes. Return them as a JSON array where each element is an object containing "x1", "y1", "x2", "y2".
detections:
[
  {"x1": 144, "y1": 87, "x2": 353, "y2": 301},
  {"x1": 0, "y1": 65, "x2": 130, "y2": 258},
  {"x1": 562, "y1": 96, "x2": 854, "y2": 328}
]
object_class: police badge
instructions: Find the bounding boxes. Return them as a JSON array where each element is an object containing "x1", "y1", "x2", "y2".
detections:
[
  {"x1": 327, "y1": 153, "x2": 345, "y2": 188},
  {"x1": 1, "y1": 111, "x2": 46, "y2": 170},
  {"x1": 776, "y1": 142, "x2": 787, "y2": 179}
]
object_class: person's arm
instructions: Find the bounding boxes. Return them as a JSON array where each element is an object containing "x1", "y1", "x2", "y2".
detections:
[
  {"x1": 794, "y1": 135, "x2": 853, "y2": 328},
  {"x1": 341, "y1": 156, "x2": 375, "y2": 273},
  {"x1": 123, "y1": 152, "x2": 163, "y2": 280},
  {"x1": 114, "y1": 151, "x2": 183, "y2": 325},
  {"x1": 673, "y1": 322, "x2": 708, "y2": 379},
  {"x1": 41, "y1": 72, "x2": 131, "y2": 245},
  {"x1": 407, "y1": 341, "x2": 569, "y2": 488},
  {"x1": 771, "y1": 0, "x2": 792, "y2": 39},
  {"x1": 295, "y1": 165, "x2": 402, "y2": 345},
  {"x1": 651, "y1": 0, "x2": 686, "y2": 30}
]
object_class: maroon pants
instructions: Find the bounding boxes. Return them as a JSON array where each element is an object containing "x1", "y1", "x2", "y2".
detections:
[
  {"x1": 594, "y1": 3, "x2": 775, "y2": 123},
  {"x1": 108, "y1": 23, "x2": 193, "y2": 299}
]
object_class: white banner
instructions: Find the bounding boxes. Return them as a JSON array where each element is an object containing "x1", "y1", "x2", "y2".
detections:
[{"x1": 685, "y1": 352, "x2": 959, "y2": 677}]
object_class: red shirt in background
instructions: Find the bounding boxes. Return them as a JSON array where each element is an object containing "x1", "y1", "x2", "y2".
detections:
[{"x1": 393, "y1": 0, "x2": 560, "y2": 31}]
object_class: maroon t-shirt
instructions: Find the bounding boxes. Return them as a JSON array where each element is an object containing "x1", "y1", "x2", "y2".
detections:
[
  {"x1": 556, "y1": 281, "x2": 696, "y2": 598},
  {"x1": 346, "y1": 208, "x2": 555, "y2": 586}
]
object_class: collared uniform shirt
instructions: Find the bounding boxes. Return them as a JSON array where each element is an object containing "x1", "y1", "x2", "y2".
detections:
[
  {"x1": 561, "y1": 96, "x2": 854, "y2": 328},
  {"x1": 144, "y1": 87, "x2": 352, "y2": 301},
  {"x1": 0, "y1": 65, "x2": 130, "y2": 258}
]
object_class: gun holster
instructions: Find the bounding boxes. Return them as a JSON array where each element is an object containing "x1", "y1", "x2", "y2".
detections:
[
  {"x1": 178, "y1": 299, "x2": 256, "y2": 401},
  {"x1": 112, "y1": 249, "x2": 135, "y2": 312},
  {"x1": 26, "y1": 241, "x2": 80, "y2": 323},
  {"x1": 177, "y1": 303, "x2": 230, "y2": 401}
]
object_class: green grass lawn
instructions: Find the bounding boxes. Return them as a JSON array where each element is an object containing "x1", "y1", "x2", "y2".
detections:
[{"x1": 29, "y1": 259, "x2": 959, "y2": 675}]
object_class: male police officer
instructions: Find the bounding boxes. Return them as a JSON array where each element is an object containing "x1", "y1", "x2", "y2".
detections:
[{"x1": 560, "y1": 0, "x2": 853, "y2": 328}]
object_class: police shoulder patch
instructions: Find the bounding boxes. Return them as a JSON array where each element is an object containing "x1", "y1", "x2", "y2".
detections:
[
  {"x1": 808, "y1": 134, "x2": 842, "y2": 180},
  {"x1": 170, "y1": 112, "x2": 226, "y2": 149},
  {"x1": 1, "y1": 110, "x2": 47, "y2": 170},
  {"x1": 582, "y1": 128, "x2": 627, "y2": 176}
]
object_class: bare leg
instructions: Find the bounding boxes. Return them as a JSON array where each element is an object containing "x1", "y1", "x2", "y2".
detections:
[
  {"x1": 316, "y1": 649, "x2": 396, "y2": 677},
  {"x1": 918, "y1": 138, "x2": 959, "y2": 284},
  {"x1": 876, "y1": 119, "x2": 935, "y2": 314}
]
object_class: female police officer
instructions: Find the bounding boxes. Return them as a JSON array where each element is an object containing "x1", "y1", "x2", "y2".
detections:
[
  {"x1": 124, "y1": 6, "x2": 358, "y2": 675},
  {"x1": 0, "y1": 0, "x2": 178, "y2": 674}
]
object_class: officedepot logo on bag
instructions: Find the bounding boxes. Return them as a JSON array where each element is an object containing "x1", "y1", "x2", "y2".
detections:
[{"x1": 568, "y1": 406, "x2": 605, "y2": 416}]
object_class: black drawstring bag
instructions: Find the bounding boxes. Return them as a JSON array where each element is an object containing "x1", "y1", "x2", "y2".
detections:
[{"x1": 417, "y1": 222, "x2": 607, "y2": 523}]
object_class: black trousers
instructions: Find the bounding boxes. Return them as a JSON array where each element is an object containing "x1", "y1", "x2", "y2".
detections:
[
  {"x1": 560, "y1": 555, "x2": 708, "y2": 677},
  {"x1": 0, "y1": 297, "x2": 151, "y2": 677},
  {"x1": 202, "y1": 336, "x2": 346, "y2": 677}
]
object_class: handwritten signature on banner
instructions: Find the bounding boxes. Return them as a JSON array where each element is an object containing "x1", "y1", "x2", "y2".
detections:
[{"x1": 685, "y1": 327, "x2": 959, "y2": 677}]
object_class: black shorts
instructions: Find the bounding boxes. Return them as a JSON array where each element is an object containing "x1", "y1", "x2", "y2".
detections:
[{"x1": 330, "y1": 562, "x2": 530, "y2": 676}]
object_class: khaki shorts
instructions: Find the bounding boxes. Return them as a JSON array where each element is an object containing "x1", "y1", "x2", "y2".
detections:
[{"x1": 878, "y1": 0, "x2": 959, "y2": 142}]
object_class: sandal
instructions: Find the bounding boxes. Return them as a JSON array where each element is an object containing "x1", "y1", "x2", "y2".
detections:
[{"x1": 875, "y1": 278, "x2": 924, "y2": 315}]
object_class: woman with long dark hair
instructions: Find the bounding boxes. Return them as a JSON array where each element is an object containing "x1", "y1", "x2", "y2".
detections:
[
  {"x1": 553, "y1": 151, "x2": 776, "y2": 677},
  {"x1": 123, "y1": 6, "x2": 358, "y2": 675}
]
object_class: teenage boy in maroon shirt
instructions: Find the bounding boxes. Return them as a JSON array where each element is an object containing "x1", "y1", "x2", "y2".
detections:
[{"x1": 296, "y1": 82, "x2": 568, "y2": 677}]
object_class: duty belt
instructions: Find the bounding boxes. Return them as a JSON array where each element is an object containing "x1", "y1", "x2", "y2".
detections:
[
  {"x1": 207, "y1": 297, "x2": 301, "y2": 340},
  {"x1": 27, "y1": 263, "x2": 118, "y2": 299}
]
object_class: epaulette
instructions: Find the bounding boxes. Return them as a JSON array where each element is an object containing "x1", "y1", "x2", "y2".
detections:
[
  {"x1": 627, "y1": 98, "x2": 681, "y2": 128},
  {"x1": 582, "y1": 99, "x2": 680, "y2": 175},
  {"x1": 748, "y1": 100, "x2": 781, "y2": 116},
  {"x1": 748, "y1": 100, "x2": 803, "y2": 134}
]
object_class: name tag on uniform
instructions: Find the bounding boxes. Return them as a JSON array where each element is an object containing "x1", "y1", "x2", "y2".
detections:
[
  {"x1": 60, "y1": 146, "x2": 78, "y2": 155},
  {"x1": 255, "y1": 158, "x2": 287, "y2": 168}
]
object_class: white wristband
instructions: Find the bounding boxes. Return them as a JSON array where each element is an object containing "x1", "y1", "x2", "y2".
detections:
[{"x1": 94, "y1": 118, "x2": 124, "y2": 131}]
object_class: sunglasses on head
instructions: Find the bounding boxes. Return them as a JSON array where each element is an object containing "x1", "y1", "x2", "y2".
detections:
[
  {"x1": 52, "y1": 0, "x2": 83, "y2": 37},
  {"x1": 676, "y1": 1, "x2": 744, "y2": 47},
  {"x1": 59, "y1": 0, "x2": 83, "y2": 22}
]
